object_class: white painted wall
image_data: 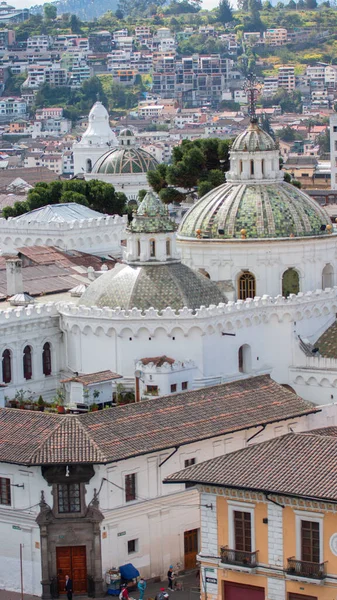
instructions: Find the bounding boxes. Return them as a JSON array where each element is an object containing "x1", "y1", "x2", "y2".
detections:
[{"x1": 177, "y1": 234, "x2": 337, "y2": 300}]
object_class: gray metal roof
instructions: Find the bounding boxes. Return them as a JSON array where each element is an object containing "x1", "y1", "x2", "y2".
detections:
[{"x1": 12, "y1": 203, "x2": 103, "y2": 224}]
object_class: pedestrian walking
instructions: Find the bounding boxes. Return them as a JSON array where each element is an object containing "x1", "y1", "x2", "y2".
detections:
[
  {"x1": 120, "y1": 584, "x2": 130, "y2": 600},
  {"x1": 138, "y1": 577, "x2": 146, "y2": 600},
  {"x1": 65, "y1": 575, "x2": 73, "y2": 600},
  {"x1": 167, "y1": 566, "x2": 174, "y2": 591}
]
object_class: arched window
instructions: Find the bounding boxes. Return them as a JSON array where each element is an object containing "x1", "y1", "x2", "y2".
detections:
[
  {"x1": 150, "y1": 239, "x2": 156, "y2": 258},
  {"x1": 322, "y1": 263, "x2": 334, "y2": 289},
  {"x1": 238, "y1": 344, "x2": 252, "y2": 374},
  {"x1": 250, "y1": 160, "x2": 254, "y2": 176},
  {"x1": 2, "y1": 349, "x2": 11, "y2": 384},
  {"x1": 42, "y1": 342, "x2": 52, "y2": 376},
  {"x1": 240, "y1": 160, "x2": 243, "y2": 173},
  {"x1": 23, "y1": 345, "x2": 32, "y2": 380},
  {"x1": 238, "y1": 272, "x2": 256, "y2": 300},
  {"x1": 261, "y1": 159, "x2": 265, "y2": 175},
  {"x1": 137, "y1": 239, "x2": 141, "y2": 257},
  {"x1": 166, "y1": 239, "x2": 171, "y2": 256},
  {"x1": 86, "y1": 158, "x2": 92, "y2": 173},
  {"x1": 282, "y1": 268, "x2": 300, "y2": 297}
]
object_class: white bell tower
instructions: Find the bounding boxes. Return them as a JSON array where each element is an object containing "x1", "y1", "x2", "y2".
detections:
[{"x1": 73, "y1": 101, "x2": 118, "y2": 175}]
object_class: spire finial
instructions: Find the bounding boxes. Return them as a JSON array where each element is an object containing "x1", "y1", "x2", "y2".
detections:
[
  {"x1": 96, "y1": 92, "x2": 100, "y2": 102},
  {"x1": 244, "y1": 72, "x2": 258, "y2": 123}
]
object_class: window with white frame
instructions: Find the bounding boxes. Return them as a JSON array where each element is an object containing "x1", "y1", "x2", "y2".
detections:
[
  {"x1": 228, "y1": 501, "x2": 255, "y2": 552},
  {"x1": 295, "y1": 511, "x2": 323, "y2": 563}
]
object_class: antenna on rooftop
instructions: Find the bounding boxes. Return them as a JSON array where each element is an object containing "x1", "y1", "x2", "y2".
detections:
[{"x1": 244, "y1": 72, "x2": 258, "y2": 123}]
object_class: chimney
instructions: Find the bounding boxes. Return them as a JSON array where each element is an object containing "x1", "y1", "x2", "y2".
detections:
[{"x1": 6, "y1": 256, "x2": 23, "y2": 296}]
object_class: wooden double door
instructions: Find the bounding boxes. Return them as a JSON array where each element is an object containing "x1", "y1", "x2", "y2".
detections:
[
  {"x1": 184, "y1": 529, "x2": 199, "y2": 570},
  {"x1": 56, "y1": 546, "x2": 87, "y2": 595}
]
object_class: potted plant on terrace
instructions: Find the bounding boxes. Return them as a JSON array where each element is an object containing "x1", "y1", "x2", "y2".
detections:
[{"x1": 52, "y1": 387, "x2": 65, "y2": 414}]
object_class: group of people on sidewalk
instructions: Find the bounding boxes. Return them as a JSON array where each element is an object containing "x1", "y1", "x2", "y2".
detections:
[{"x1": 119, "y1": 565, "x2": 176, "y2": 600}]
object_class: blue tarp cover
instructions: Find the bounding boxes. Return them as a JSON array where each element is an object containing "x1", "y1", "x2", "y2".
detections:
[{"x1": 119, "y1": 564, "x2": 140, "y2": 580}]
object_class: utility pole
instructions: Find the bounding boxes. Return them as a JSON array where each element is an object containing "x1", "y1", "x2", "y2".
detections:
[{"x1": 20, "y1": 543, "x2": 24, "y2": 600}]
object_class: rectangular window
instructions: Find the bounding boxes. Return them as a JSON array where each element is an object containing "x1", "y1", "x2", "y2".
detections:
[
  {"x1": 170, "y1": 384, "x2": 177, "y2": 393},
  {"x1": 125, "y1": 473, "x2": 136, "y2": 502},
  {"x1": 146, "y1": 385, "x2": 158, "y2": 395},
  {"x1": 0, "y1": 477, "x2": 11, "y2": 505},
  {"x1": 333, "y1": 126, "x2": 337, "y2": 132},
  {"x1": 234, "y1": 510, "x2": 252, "y2": 552},
  {"x1": 182, "y1": 381, "x2": 188, "y2": 390},
  {"x1": 128, "y1": 538, "x2": 138, "y2": 553},
  {"x1": 301, "y1": 520, "x2": 320, "y2": 563},
  {"x1": 57, "y1": 483, "x2": 81, "y2": 513}
]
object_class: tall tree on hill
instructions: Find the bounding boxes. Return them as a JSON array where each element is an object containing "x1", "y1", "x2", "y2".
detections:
[
  {"x1": 218, "y1": 0, "x2": 233, "y2": 24},
  {"x1": 44, "y1": 3, "x2": 57, "y2": 19}
]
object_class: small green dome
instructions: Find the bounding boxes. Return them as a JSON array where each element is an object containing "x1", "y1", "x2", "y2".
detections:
[
  {"x1": 129, "y1": 191, "x2": 176, "y2": 233},
  {"x1": 231, "y1": 120, "x2": 277, "y2": 152},
  {"x1": 178, "y1": 182, "x2": 331, "y2": 240},
  {"x1": 92, "y1": 147, "x2": 158, "y2": 175},
  {"x1": 128, "y1": 191, "x2": 177, "y2": 233}
]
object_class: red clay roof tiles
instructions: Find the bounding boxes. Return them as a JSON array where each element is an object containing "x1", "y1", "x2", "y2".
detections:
[{"x1": 0, "y1": 375, "x2": 318, "y2": 466}]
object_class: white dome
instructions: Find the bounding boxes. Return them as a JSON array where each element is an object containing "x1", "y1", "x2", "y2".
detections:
[{"x1": 78, "y1": 101, "x2": 118, "y2": 148}]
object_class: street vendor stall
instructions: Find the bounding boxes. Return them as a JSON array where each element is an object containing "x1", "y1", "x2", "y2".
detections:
[{"x1": 119, "y1": 564, "x2": 140, "y2": 592}]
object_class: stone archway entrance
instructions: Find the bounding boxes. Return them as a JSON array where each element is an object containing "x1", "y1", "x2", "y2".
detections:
[
  {"x1": 37, "y1": 465, "x2": 104, "y2": 599},
  {"x1": 282, "y1": 268, "x2": 299, "y2": 297}
]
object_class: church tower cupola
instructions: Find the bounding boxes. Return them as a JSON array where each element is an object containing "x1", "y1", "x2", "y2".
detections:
[
  {"x1": 227, "y1": 74, "x2": 283, "y2": 185},
  {"x1": 124, "y1": 191, "x2": 179, "y2": 264}
]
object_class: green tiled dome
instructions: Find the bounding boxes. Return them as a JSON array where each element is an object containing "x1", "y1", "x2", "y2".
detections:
[
  {"x1": 231, "y1": 120, "x2": 277, "y2": 152},
  {"x1": 129, "y1": 191, "x2": 176, "y2": 233},
  {"x1": 178, "y1": 182, "x2": 331, "y2": 239},
  {"x1": 79, "y1": 262, "x2": 226, "y2": 313},
  {"x1": 92, "y1": 147, "x2": 158, "y2": 175}
]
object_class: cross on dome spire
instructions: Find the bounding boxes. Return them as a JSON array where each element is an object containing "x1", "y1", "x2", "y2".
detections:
[{"x1": 244, "y1": 72, "x2": 258, "y2": 123}]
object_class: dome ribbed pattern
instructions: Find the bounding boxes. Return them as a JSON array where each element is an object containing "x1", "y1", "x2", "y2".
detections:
[
  {"x1": 178, "y1": 182, "x2": 331, "y2": 240},
  {"x1": 79, "y1": 262, "x2": 226, "y2": 313},
  {"x1": 92, "y1": 147, "x2": 158, "y2": 175},
  {"x1": 231, "y1": 121, "x2": 277, "y2": 152}
]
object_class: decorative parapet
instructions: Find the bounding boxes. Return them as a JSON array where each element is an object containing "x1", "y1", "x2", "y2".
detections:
[
  {"x1": 58, "y1": 287, "x2": 337, "y2": 322},
  {"x1": 0, "y1": 287, "x2": 336, "y2": 330},
  {"x1": 0, "y1": 302, "x2": 58, "y2": 323},
  {"x1": 304, "y1": 355, "x2": 337, "y2": 370},
  {"x1": 0, "y1": 214, "x2": 128, "y2": 233}
]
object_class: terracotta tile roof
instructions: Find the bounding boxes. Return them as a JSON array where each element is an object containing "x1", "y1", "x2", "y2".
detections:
[
  {"x1": 165, "y1": 427, "x2": 337, "y2": 502},
  {"x1": 0, "y1": 376, "x2": 318, "y2": 466},
  {"x1": 140, "y1": 356, "x2": 175, "y2": 367},
  {"x1": 60, "y1": 370, "x2": 122, "y2": 385},
  {"x1": 315, "y1": 320, "x2": 337, "y2": 358}
]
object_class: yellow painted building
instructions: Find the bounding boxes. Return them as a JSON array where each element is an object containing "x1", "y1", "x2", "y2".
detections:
[{"x1": 166, "y1": 428, "x2": 337, "y2": 600}]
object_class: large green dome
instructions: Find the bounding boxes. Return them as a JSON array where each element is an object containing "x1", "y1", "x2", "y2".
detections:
[
  {"x1": 178, "y1": 182, "x2": 331, "y2": 240},
  {"x1": 92, "y1": 147, "x2": 158, "y2": 175}
]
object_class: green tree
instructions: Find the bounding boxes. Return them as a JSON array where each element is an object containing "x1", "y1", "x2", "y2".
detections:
[
  {"x1": 218, "y1": 0, "x2": 233, "y2": 24},
  {"x1": 115, "y1": 8, "x2": 124, "y2": 17},
  {"x1": 70, "y1": 14, "x2": 82, "y2": 33},
  {"x1": 60, "y1": 191, "x2": 89, "y2": 205},
  {"x1": 44, "y1": 3, "x2": 57, "y2": 20},
  {"x1": 147, "y1": 138, "x2": 231, "y2": 203},
  {"x1": 305, "y1": 0, "x2": 317, "y2": 7}
]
